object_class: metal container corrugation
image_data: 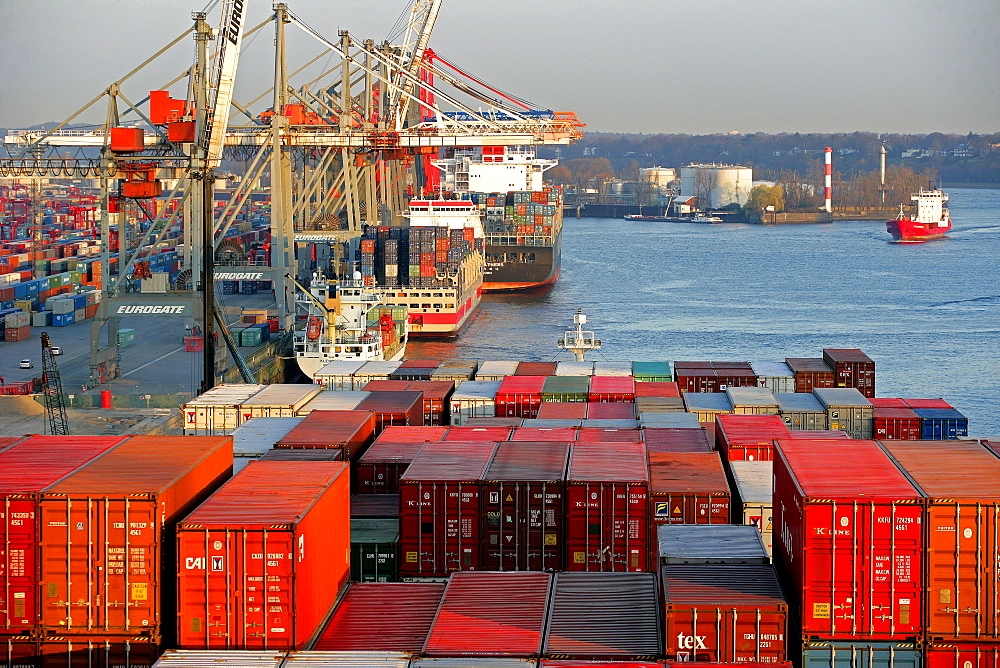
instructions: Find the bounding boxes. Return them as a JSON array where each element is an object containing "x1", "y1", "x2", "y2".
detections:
[
  {"x1": 412, "y1": 659, "x2": 538, "y2": 667},
  {"x1": 924, "y1": 642, "x2": 1000, "y2": 668},
  {"x1": 647, "y1": 453, "x2": 730, "y2": 526},
  {"x1": 356, "y1": 391, "x2": 425, "y2": 432},
  {"x1": 588, "y1": 376, "x2": 636, "y2": 402},
  {"x1": 784, "y1": 358, "x2": 835, "y2": 394},
  {"x1": 773, "y1": 439, "x2": 924, "y2": 640},
  {"x1": 555, "y1": 361, "x2": 594, "y2": 376},
  {"x1": 355, "y1": 441, "x2": 425, "y2": 494},
  {"x1": 313, "y1": 582, "x2": 445, "y2": 652},
  {"x1": 725, "y1": 387, "x2": 780, "y2": 415},
  {"x1": 656, "y1": 524, "x2": 769, "y2": 565},
  {"x1": 449, "y1": 381, "x2": 501, "y2": 425},
  {"x1": 510, "y1": 427, "x2": 579, "y2": 442},
  {"x1": 423, "y1": 572, "x2": 551, "y2": 657},
  {"x1": 351, "y1": 493, "x2": 400, "y2": 519},
  {"x1": 516, "y1": 361, "x2": 557, "y2": 376},
  {"x1": 476, "y1": 361, "x2": 521, "y2": 381},
  {"x1": 812, "y1": 387, "x2": 874, "y2": 439},
  {"x1": 182, "y1": 384, "x2": 266, "y2": 435},
  {"x1": 257, "y1": 449, "x2": 343, "y2": 463},
  {"x1": 587, "y1": 403, "x2": 635, "y2": 420},
  {"x1": 801, "y1": 640, "x2": 923, "y2": 668},
  {"x1": 878, "y1": 440, "x2": 1000, "y2": 641},
  {"x1": 635, "y1": 397, "x2": 685, "y2": 413},
  {"x1": 231, "y1": 417, "x2": 304, "y2": 457},
  {"x1": 581, "y1": 419, "x2": 640, "y2": 430},
  {"x1": 283, "y1": 651, "x2": 412, "y2": 667},
  {"x1": 911, "y1": 408, "x2": 969, "y2": 440},
  {"x1": 662, "y1": 564, "x2": 788, "y2": 663},
  {"x1": 643, "y1": 428, "x2": 713, "y2": 453},
  {"x1": 728, "y1": 461, "x2": 774, "y2": 557},
  {"x1": 715, "y1": 414, "x2": 790, "y2": 462},
  {"x1": 576, "y1": 428, "x2": 642, "y2": 443},
  {"x1": 543, "y1": 572, "x2": 661, "y2": 660},
  {"x1": 38, "y1": 435, "x2": 234, "y2": 638},
  {"x1": 444, "y1": 426, "x2": 512, "y2": 442},
  {"x1": 153, "y1": 649, "x2": 287, "y2": 665},
  {"x1": 775, "y1": 392, "x2": 828, "y2": 431},
  {"x1": 536, "y1": 402, "x2": 589, "y2": 419},
  {"x1": 176, "y1": 462, "x2": 350, "y2": 650},
  {"x1": 593, "y1": 362, "x2": 634, "y2": 377},
  {"x1": 399, "y1": 441, "x2": 498, "y2": 576},
  {"x1": 873, "y1": 408, "x2": 922, "y2": 440},
  {"x1": 352, "y1": 361, "x2": 403, "y2": 388},
  {"x1": 682, "y1": 393, "x2": 733, "y2": 422},
  {"x1": 482, "y1": 442, "x2": 570, "y2": 571},
  {"x1": 635, "y1": 382, "x2": 681, "y2": 398},
  {"x1": 566, "y1": 444, "x2": 649, "y2": 572},
  {"x1": 984, "y1": 440, "x2": 1000, "y2": 459},
  {"x1": 822, "y1": 348, "x2": 876, "y2": 398},
  {"x1": 312, "y1": 360, "x2": 366, "y2": 389},
  {"x1": 0, "y1": 436, "x2": 128, "y2": 634},
  {"x1": 639, "y1": 413, "x2": 703, "y2": 430},
  {"x1": 632, "y1": 361, "x2": 672, "y2": 382},
  {"x1": 375, "y1": 426, "x2": 449, "y2": 443},
  {"x1": 497, "y1": 376, "x2": 547, "y2": 418},
  {"x1": 274, "y1": 410, "x2": 376, "y2": 460},
  {"x1": 238, "y1": 384, "x2": 323, "y2": 419},
  {"x1": 398, "y1": 381, "x2": 455, "y2": 425},
  {"x1": 542, "y1": 375, "x2": 591, "y2": 403},
  {"x1": 750, "y1": 361, "x2": 796, "y2": 394},
  {"x1": 350, "y1": 518, "x2": 399, "y2": 582},
  {"x1": 294, "y1": 391, "x2": 371, "y2": 415}
]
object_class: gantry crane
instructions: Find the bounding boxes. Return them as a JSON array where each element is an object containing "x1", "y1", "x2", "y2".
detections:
[{"x1": 40, "y1": 332, "x2": 70, "y2": 436}]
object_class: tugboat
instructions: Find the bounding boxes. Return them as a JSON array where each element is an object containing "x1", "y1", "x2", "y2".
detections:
[
  {"x1": 886, "y1": 188, "x2": 952, "y2": 243},
  {"x1": 291, "y1": 270, "x2": 407, "y2": 377}
]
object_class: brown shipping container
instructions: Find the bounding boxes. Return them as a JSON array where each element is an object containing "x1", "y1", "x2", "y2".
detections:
[
  {"x1": 38, "y1": 435, "x2": 233, "y2": 638},
  {"x1": 355, "y1": 440, "x2": 424, "y2": 494},
  {"x1": 356, "y1": 391, "x2": 425, "y2": 433},
  {"x1": 516, "y1": 361, "x2": 557, "y2": 376},
  {"x1": 879, "y1": 440, "x2": 1000, "y2": 641},
  {"x1": 784, "y1": 358, "x2": 836, "y2": 393},
  {"x1": 873, "y1": 407, "x2": 922, "y2": 440},
  {"x1": 984, "y1": 440, "x2": 1000, "y2": 459},
  {"x1": 647, "y1": 452, "x2": 730, "y2": 525},
  {"x1": 822, "y1": 348, "x2": 876, "y2": 397},
  {"x1": 662, "y1": 564, "x2": 788, "y2": 663},
  {"x1": 674, "y1": 368, "x2": 719, "y2": 394},
  {"x1": 176, "y1": 461, "x2": 350, "y2": 650},
  {"x1": 536, "y1": 402, "x2": 588, "y2": 419},
  {"x1": 274, "y1": 410, "x2": 376, "y2": 460},
  {"x1": 643, "y1": 427, "x2": 713, "y2": 453},
  {"x1": 481, "y1": 441, "x2": 570, "y2": 571}
]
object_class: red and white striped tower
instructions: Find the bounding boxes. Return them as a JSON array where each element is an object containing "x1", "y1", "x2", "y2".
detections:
[{"x1": 824, "y1": 147, "x2": 833, "y2": 213}]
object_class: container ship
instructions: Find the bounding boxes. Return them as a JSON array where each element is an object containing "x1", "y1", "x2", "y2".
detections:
[
  {"x1": 886, "y1": 187, "x2": 952, "y2": 243},
  {"x1": 433, "y1": 145, "x2": 563, "y2": 291}
]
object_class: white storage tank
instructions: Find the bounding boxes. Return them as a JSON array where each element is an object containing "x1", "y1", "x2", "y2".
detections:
[{"x1": 679, "y1": 164, "x2": 753, "y2": 209}]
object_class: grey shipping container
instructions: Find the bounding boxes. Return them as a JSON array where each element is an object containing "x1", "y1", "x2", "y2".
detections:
[
  {"x1": 657, "y1": 524, "x2": 770, "y2": 565},
  {"x1": 812, "y1": 387, "x2": 873, "y2": 438},
  {"x1": 801, "y1": 641, "x2": 922, "y2": 668},
  {"x1": 775, "y1": 392, "x2": 828, "y2": 431}
]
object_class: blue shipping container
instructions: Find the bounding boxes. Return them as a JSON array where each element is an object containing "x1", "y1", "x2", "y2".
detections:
[
  {"x1": 913, "y1": 408, "x2": 969, "y2": 439},
  {"x1": 52, "y1": 312, "x2": 76, "y2": 327},
  {"x1": 802, "y1": 641, "x2": 922, "y2": 668}
]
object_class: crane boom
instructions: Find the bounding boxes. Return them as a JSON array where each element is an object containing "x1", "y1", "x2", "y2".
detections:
[
  {"x1": 204, "y1": 0, "x2": 247, "y2": 167},
  {"x1": 388, "y1": 0, "x2": 442, "y2": 130}
]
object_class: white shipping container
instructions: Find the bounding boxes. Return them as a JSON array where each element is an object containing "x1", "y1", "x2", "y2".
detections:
[
  {"x1": 181, "y1": 384, "x2": 266, "y2": 435},
  {"x1": 295, "y1": 390, "x2": 371, "y2": 415},
  {"x1": 154, "y1": 650, "x2": 286, "y2": 667},
  {"x1": 32, "y1": 311, "x2": 51, "y2": 327},
  {"x1": 5, "y1": 311, "x2": 30, "y2": 328},
  {"x1": 231, "y1": 417, "x2": 305, "y2": 473},
  {"x1": 239, "y1": 384, "x2": 323, "y2": 419},
  {"x1": 725, "y1": 386, "x2": 780, "y2": 415},
  {"x1": 750, "y1": 361, "x2": 795, "y2": 394},
  {"x1": 352, "y1": 361, "x2": 402, "y2": 388},
  {"x1": 313, "y1": 360, "x2": 366, "y2": 390},
  {"x1": 73, "y1": 308, "x2": 86, "y2": 321},
  {"x1": 592, "y1": 361, "x2": 633, "y2": 376},
  {"x1": 555, "y1": 361, "x2": 594, "y2": 376},
  {"x1": 283, "y1": 652, "x2": 412, "y2": 668},
  {"x1": 0, "y1": 273, "x2": 19, "y2": 286},
  {"x1": 450, "y1": 380, "x2": 502, "y2": 425},
  {"x1": 475, "y1": 360, "x2": 519, "y2": 381},
  {"x1": 728, "y1": 460, "x2": 774, "y2": 557},
  {"x1": 50, "y1": 298, "x2": 75, "y2": 314}
]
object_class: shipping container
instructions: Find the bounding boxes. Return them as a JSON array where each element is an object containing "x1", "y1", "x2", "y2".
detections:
[
  {"x1": 635, "y1": 382, "x2": 681, "y2": 398},
  {"x1": 509, "y1": 427, "x2": 578, "y2": 442},
  {"x1": 543, "y1": 572, "x2": 662, "y2": 660},
  {"x1": 312, "y1": 582, "x2": 445, "y2": 651},
  {"x1": 293, "y1": 390, "x2": 371, "y2": 414},
  {"x1": 399, "y1": 441, "x2": 498, "y2": 576},
  {"x1": 176, "y1": 461, "x2": 349, "y2": 650},
  {"x1": 581, "y1": 419, "x2": 640, "y2": 430},
  {"x1": 878, "y1": 440, "x2": 1000, "y2": 641},
  {"x1": 773, "y1": 439, "x2": 924, "y2": 640},
  {"x1": 639, "y1": 413, "x2": 703, "y2": 430},
  {"x1": 410, "y1": 659, "x2": 537, "y2": 667},
  {"x1": 555, "y1": 361, "x2": 594, "y2": 376},
  {"x1": 635, "y1": 397, "x2": 685, "y2": 413},
  {"x1": 38, "y1": 435, "x2": 233, "y2": 639},
  {"x1": 352, "y1": 361, "x2": 403, "y2": 387},
  {"x1": 576, "y1": 428, "x2": 643, "y2": 443},
  {"x1": 873, "y1": 408, "x2": 922, "y2": 440},
  {"x1": 589, "y1": 376, "x2": 636, "y2": 403},
  {"x1": 728, "y1": 461, "x2": 774, "y2": 558},
  {"x1": 801, "y1": 640, "x2": 923, "y2": 668},
  {"x1": 313, "y1": 360, "x2": 366, "y2": 390},
  {"x1": 356, "y1": 391, "x2": 425, "y2": 432},
  {"x1": 656, "y1": 524, "x2": 769, "y2": 565},
  {"x1": 497, "y1": 376, "x2": 547, "y2": 419},
  {"x1": 444, "y1": 426, "x2": 513, "y2": 442},
  {"x1": 37, "y1": 634, "x2": 161, "y2": 668},
  {"x1": 355, "y1": 440, "x2": 424, "y2": 494},
  {"x1": 351, "y1": 493, "x2": 400, "y2": 519},
  {"x1": 662, "y1": 564, "x2": 788, "y2": 663},
  {"x1": 282, "y1": 651, "x2": 412, "y2": 667},
  {"x1": 423, "y1": 572, "x2": 551, "y2": 657},
  {"x1": 238, "y1": 384, "x2": 322, "y2": 419},
  {"x1": 450, "y1": 381, "x2": 501, "y2": 425},
  {"x1": 775, "y1": 393, "x2": 828, "y2": 431},
  {"x1": 542, "y1": 376, "x2": 591, "y2": 403},
  {"x1": 750, "y1": 361, "x2": 796, "y2": 394},
  {"x1": 912, "y1": 408, "x2": 968, "y2": 440},
  {"x1": 647, "y1": 452, "x2": 730, "y2": 526},
  {"x1": 566, "y1": 443, "x2": 648, "y2": 572},
  {"x1": 482, "y1": 441, "x2": 570, "y2": 571},
  {"x1": 643, "y1": 428, "x2": 713, "y2": 453},
  {"x1": 784, "y1": 358, "x2": 836, "y2": 394},
  {"x1": 182, "y1": 384, "x2": 266, "y2": 435},
  {"x1": 350, "y1": 518, "x2": 399, "y2": 583},
  {"x1": 925, "y1": 642, "x2": 1000, "y2": 668},
  {"x1": 715, "y1": 414, "x2": 791, "y2": 462},
  {"x1": 274, "y1": 410, "x2": 376, "y2": 460},
  {"x1": 476, "y1": 361, "x2": 520, "y2": 381},
  {"x1": 632, "y1": 361, "x2": 672, "y2": 382},
  {"x1": 536, "y1": 403, "x2": 589, "y2": 419},
  {"x1": 682, "y1": 393, "x2": 733, "y2": 422},
  {"x1": 725, "y1": 387, "x2": 780, "y2": 415},
  {"x1": 822, "y1": 348, "x2": 876, "y2": 398},
  {"x1": 231, "y1": 416, "x2": 304, "y2": 461},
  {"x1": 153, "y1": 649, "x2": 286, "y2": 666},
  {"x1": 257, "y1": 449, "x2": 343, "y2": 463},
  {"x1": 0, "y1": 435, "x2": 128, "y2": 634},
  {"x1": 812, "y1": 387, "x2": 874, "y2": 439},
  {"x1": 1, "y1": 635, "x2": 38, "y2": 667}
]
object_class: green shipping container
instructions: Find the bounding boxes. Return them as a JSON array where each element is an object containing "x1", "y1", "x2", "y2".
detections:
[
  {"x1": 350, "y1": 518, "x2": 399, "y2": 582},
  {"x1": 117, "y1": 328, "x2": 136, "y2": 347},
  {"x1": 238, "y1": 326, "x2": 262, "y2": 347},
  {"x1": 632, "y1": 361, "x2": 673, "y2": 382},
  {"x1": 542, "y1": 375, "x2": 590, "y2": 402},
  {"x1": 70, "y1": 271, "x2": 83, "y2": 284}
]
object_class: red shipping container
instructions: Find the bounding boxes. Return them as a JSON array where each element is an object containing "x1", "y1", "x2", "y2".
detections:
[
  {"x1": 176, "y1": 461, "x2": 349, "y2": 650},
  {"x1": 647, "y1": 452, "x2": 730, "y2": 526},
  {"x1": 542, "y1": 663, "x2": 663, "y2": 668},
  {"x1": 879, "y1": 440, "x2": 1000, "y2": 641},
  {"x1": 716, "y1": 414, "x2": 791, "y2": 462},
  {"x1": 589, "y1": 376, "x2": 636, "y2": 403},
  {"x1": 577, "y1": 428, "x2": 643, "y2": 443},
  {"x1": 925, "y1": 642, "x2": 1000, "y2": 668},
  {"x1": 38, "y1": 435, "x2": 233, "y2": 638},
  {"x1": 635, "y1": 381, "x2": 681, "y2": 398},
  {"x1": 873, "y1": 407, "x2": 922, "y2": 440},
  {"x1": 869, "y1": 398, "x2": 909, "y2": 408},
  {"x1": 403, "y1": 380, "x2": 455, "y2": 425},
  {"x1": 0, "y1": 436, "x2": 127, "y2": 633},
  {"x1": 643, "y1": 428, "x2": 713, "y2": 453},
  {"x1": 902, "y1": 398, "x2": 953, "y2": 409},
  {"x1": 274, "y1": 409, "x2": 376, "y2": 460},
  {"x1": 313, "y1": 582, "x2": 445, "y2": 651},
  {"x1": 674, "y1": 368, "x2": 719, "y2": 394},
  {"x1": 823, "y1": 348, "x2": 876, "y2": 397},
  {"x1": 515, "y1": 362, "x2": 556, "y2": 376},
  {"x1": 566, "y1": 443, "x2": 649, "y2": 572},
  {"x1": 444, "y1": 426, "x2": 512, "y2": 441},
  {"x1": 773, "y1": 439, "x2": 923, "y2": 640},
  {"x1": 481, "y1": 441, "x2": 570, "y2": 571},
  {"x1": 784, "y1": 358, "x2": 836, "y2": 393},
  {"x1": 37, "y1": 634, "x2": 160, "y2": 667},
  {"x1": 536, "y1": 402, "x2": 588, "y2": 419},
  {"x1": 1, "y1": 635, "x2": 37, "y2": 666},
  {"x1": 662, "y1": 564, "x2": 788, "y2": 663},
  {"x1": 496, "y1": 375, "x2": 546, "y2": 418},
  {"x1": 587, "y1": 402, "x2": 635, "y2": 419},
  {"x1": 399, "y1": 441, "x2": 498, "y2": 576},
  {"x1": 510, "y1": 427, "x2": 578, "y2": 442},
  {"x1": 985, "y1": 440, "x2": 1000, "y2": 459},
  {"x1": 355, "y1": 440, "x2": 424, "y2": 494},
  {"x1": 375, "y1": 425, "x2": 448, "y2": 443},
  {"x1": 423, "y1": 571, "x2": 551, "y2": 657},
  {"x1": 356, "y1": 390, "x2": 425, "y2": 433}
]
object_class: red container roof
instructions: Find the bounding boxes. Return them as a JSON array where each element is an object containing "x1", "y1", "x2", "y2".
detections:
[
  {"x1": 444, "y1": 426, "x2": 512, "y2": 441},
  {"x1": 0, "y1": 436, "x2": 127, "y2": 493},
  {"x1": 587, "y1": 403, "x2": 636, "y2": 420},
  {"x1": 647, "y1": 452, "x2": 729, "y2": 494},
  {"x1": 510, "y1": 427, "x2": 579, "y2": 442},
  {"x1": 179, "y1": 461, "x2": 347, "y2": 526},
  {"x1": 879, "y1": 440, "x2": 1000, "y2": 500},
  {"x1": 404, "y1": 381, "x2": 456, "y2": 400},
  {"x1": 589, "y1": 376, "x2": 636, "y2": 394},
  {"x1": 423, "y1": 572, "x2": 552, "y2": 657},
  {"x1": 497, "y1": 375, "x2": 547, "y2": 395},
  {"x1": 516, "y1": 362, "x2": 557, "y2": 376},
  {"x1": 484, "y1": 441, "x2": 571, "y2": 481},
  {"x1": 902, "y1": 398, "x2": 953, "y2": 409},
  {"x1": 577, "y1": 428, "x2": 643, "y2": 443},
  {"x1": 568, "y1": 443, "x2": 648, "y2": 483},
  {"x1": 823, "y1": 348, "x2": 875, "y2": 363},
  {"x1": 869, "y1": 398, "x2": 908, "y2": 408},
  {"x1": 775, "y1": 439, "x2": 921, "y2": 500},
  {"x1": 542, "y1": 663, "x2": 664, "y2": 668},
  {"x1": 359, "y1": 440, "x2": 427, "y2": 464},
  {"x1": 536, "y1": 403, "x2": 588, "y2": 419},
  {"x1": 277, "y1": 410, "x2": 375, "y2": 447},
  {"x1": 0, "y1": 436, "x2": 25, "y2": 452},
  {"x1": 716, "y1": 414, "x2": 790, "y2": 445},
  {"x1": 363, "y1": 380, "x2": 412, "y2": 391},
  {"x1": 376, "y1": 426, "x2": 449, "y2": 443},
  {"x1": 634, "y1": 382, "x2": 680, "y2": 398},
  {"x1": 357, "y1": 390, "x2": 424, "y2": 413},
  {"x1": 642, "y1": 428, "x2": 712, "y2": 452},
  {"x1": 401, "y1": 441, "x2": 498, "y2": 482},
  {"x1": 314, "y1": 582, "x2": 445, "y2": 651}
]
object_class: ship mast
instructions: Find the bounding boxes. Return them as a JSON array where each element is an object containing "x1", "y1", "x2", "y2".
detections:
[{"x1": 557, "y1": 309, "x2": 601, "y2": 362}]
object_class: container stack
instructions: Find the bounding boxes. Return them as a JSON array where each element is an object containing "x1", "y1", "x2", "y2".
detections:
[
  {"x1": 357, "y1": 224, "x2": 480, "y2": 289},
  {"x1": 473, "y1": 188, "x2": 562, "y2": 242}
]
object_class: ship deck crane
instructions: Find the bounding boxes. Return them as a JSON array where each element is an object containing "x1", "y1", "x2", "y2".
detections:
[{"x1": 40, "y1": 332, "x2": 70, "y2": 435}]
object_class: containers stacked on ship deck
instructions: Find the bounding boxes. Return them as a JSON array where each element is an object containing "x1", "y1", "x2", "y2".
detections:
[
  {"x1": 230, "y1": 417, "x2": 307, "y2": 472},
  {"x1": 728, "y1": 460, "x2": 775, "y2": 557},
  {"x1": 784, "y1": 358, "x2": 836, "y2": 393},
  {"x1": 176, "y1": 461, "x2": 350, "y2": 651},
  {"x1": 822, "y1": 348, "x2": 876, "y2": 397},
  {"x1": 674, "y1": 361, "x2": 757, "y2": 393},
  {"x1": 715, "y1": 414, "x2": 791, "y2": 462},
  {"x1": 647, "y1": 452, "x2": 730, "y2": 527},
  {"x1": 812, "y1": 387, "x2": 874, "y2": 438},
  {"x1": 274, "y1": 410, "x2": 376, "y2": 460},
  {"x1": 350, "y1": 518, "x2": 400, "y2": 582}
]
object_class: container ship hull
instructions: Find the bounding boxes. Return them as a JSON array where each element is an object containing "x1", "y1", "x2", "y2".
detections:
[
  {"x1": 482, "y1": 233, "x2": 561, "y2": 291},
  {"x1": 886, "y1": 188, "x2": 951, "y2": 243},
  {"x1": 886, "y1": 219, "x2": 951, "y2": 243}
]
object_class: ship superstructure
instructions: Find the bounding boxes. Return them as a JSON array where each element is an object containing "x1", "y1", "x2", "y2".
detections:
[{"x1": 886, "y1": 188, "x2": 952, "y2": 243}]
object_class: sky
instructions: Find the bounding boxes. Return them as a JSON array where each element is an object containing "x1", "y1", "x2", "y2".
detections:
[{"x1": 2, "y1": 0, "x2": 998, "y2": 135}]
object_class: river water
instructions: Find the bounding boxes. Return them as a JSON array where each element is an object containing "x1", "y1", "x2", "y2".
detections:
[{"x1": 408, "y1": 187, "x2": 1000, "y2": 439}]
